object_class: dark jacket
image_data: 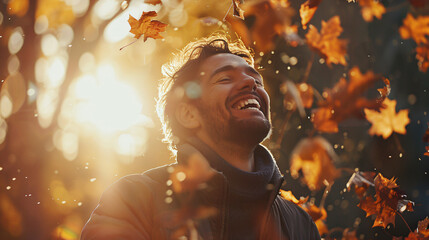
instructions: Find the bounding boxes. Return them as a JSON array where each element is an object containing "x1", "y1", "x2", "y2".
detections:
[{"x1": 81, "y1": 140, "x2": 321, "y2": 240}]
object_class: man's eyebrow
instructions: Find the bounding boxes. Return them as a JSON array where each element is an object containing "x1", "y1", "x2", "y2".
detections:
[{"x1": 209, "y1": 65, "x2": 262, "y2": 80}]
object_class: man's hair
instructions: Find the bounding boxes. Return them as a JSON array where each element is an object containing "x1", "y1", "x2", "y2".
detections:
[{"x1": 156, "y1": 33, "x2": 254, "y2": 155}]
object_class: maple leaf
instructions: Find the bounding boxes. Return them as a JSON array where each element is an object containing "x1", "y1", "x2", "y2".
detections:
[
  {"x1": 290, "y1": 136, "x2": 340, "y2": 190},
  {"x1": 233, "y1": 0, "x2": 245, "y2": 20},
  {"x1": 358, "y1": 173, "x2": 414, "y2": 228},
  {"x1": 128, "y1": 11, "x2": 167, "y2": 41},
  {"x1": 312, "y1": 67, "x2": 388, "y2": 133},
  {"x1": 399, "y1": 14, "x2": 429, "y2": 45},
  {"x1": 416, "y1": 44, "x2": 429, "y2": 73},
  {"x1": 306, "y1": 16, "x2": 348, "y2": 66},
  {"x1": 364, "y1": 98, "x2": 410, "y2": 139},
  {"x1": 171, "y1": 144, "x2": 216, "y2": 193},
  {"x1": 226, "y1": 0, "x2": 295, "y2": 53},
  {"x1": 359, "y1": 0, "x2": 386, "y2": 22},
  {"x1": 279, "y1": 189, "x2": 309, "y2": 206},
  {"x1": 300, "y1": 0, "x2": 323, "y2": 29}
]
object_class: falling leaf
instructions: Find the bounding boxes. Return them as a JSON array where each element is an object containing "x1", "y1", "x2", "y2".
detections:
[
  {"x1": 279, "y1": 190, "x2": 308, "y2": 206},
  {"x1": 377, "y1": 78, "x2": 391, "y2": 102},
  {"x1": 299, "y1": 0, "x2": 323, "y2": 29},
  {"x1": 357, "y1": 173, "x2": 414, "y2": 228},
  {"x1": 128, "y1": 11, "x2": 168, "y2": 41},
  {"x1": 144, "y1": 0, "x2": 162, "y2": 5},
  {"x1": 302, "y1": 203, "x2": 329, "y2": 235},
  {"x1": 312, "y1": 67, "x2": 388, "y2": 133},
  {"x1": 171, "y1": 145, "x2": 216, "y2": 193},
  {"x1": 399, "y1": 14, "x2": 429, "y2": 45},
  {"x1": 416, "y1": 44, "x2": 429, "y2": 73},
  {"x1": 281, "y1": 25, "x2": 305, "y2": 47},
  {"x1": 359, "y1": 0, "x2": 386, "y2": 22},
  {"x1": 226, "y1": 0, "x2": 295, "y2": 53},
  {"x1": 290, "y1": 136, "x2": 340, "y2": 191},
  {"x1": 364, "y1": 98, "x2": 410, "y2": 139},
  {"x1": 306, "y1": 16, "x2": 348, "y2": 66},
  {"x1": 233, "y1": 0, "x2": 245, "y2": 19}
]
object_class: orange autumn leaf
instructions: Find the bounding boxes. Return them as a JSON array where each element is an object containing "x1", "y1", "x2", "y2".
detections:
[
  {"x1": 312, "y1": 67, "x2": 388, "y2": 133},
  {"x1": 358, "y1": 173, "x2": 414, "y2": 228},
  {"x1": 279, "y1": 190, "x2": 309, "y2": 206},
  {"x1": 306, "y1": 16, "x2": 348, "y2": 66},
  {"x1": 300, "y1": 0, "x2": 323, "y2": 29},
  {"x1": 406, "y1": 217, "x2": 429, "y2": 238},
  {"x1": 399, "y1": 14, "x2": 429, "y2": 45},
  {"x1": 128, "y1": 11, "x2": 167, "y2": 41},
  {"x1": 416, "y1": 44, "x2": 429, "y2": 73},
  {"x1": 227, "y1": 0, "x2": 294, "y2": 53},
  {"x1": 425, "y1": 146, "x2": 429, "y2": 157},
  {"x1": 290, "y1": 136, "x2": 340, "y2": 191},
  {"x1": 364, "y1": 98, "x2": 410, "y2": 139},
  {"x1": 359, "y1": 0, "x2": 386, "y2": 22}
]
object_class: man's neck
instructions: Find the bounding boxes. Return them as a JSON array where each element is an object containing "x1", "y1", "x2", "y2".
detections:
[{"x1": 195, "y1": 133, "x2": 256, "y2": 172}]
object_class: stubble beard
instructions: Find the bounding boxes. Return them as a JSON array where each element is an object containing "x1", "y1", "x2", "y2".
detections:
[{"x1": 199, "y1": 105, "x2": 272, "y2": 147}]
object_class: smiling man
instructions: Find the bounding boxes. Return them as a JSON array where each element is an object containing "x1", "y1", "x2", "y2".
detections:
[{"x1": 81, "y1": 34, "x2": 320, "y2": 240}]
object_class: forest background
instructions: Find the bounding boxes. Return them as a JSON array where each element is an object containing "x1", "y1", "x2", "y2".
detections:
[{"x1": 0, "y1": 0, "x2": 428, "y2": 239}]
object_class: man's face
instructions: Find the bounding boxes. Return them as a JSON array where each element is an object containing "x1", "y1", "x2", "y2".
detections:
[{"x1": 193, "y1": 53, "x2": 271, "y2": 146}]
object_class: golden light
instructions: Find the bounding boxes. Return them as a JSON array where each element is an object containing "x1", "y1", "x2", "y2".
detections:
[
  {"x1": 71, "y1": 63, "x2": 149, "y2": 133},
  {"x1": 0, "y1": 118, "x2": 7, "y2": 145},
  {"x1": 8, "y1": 27, "x2": 24, "y2": 54},
  {"x1": 41, "y1": 34, "x2": 59, "y2": 56}
]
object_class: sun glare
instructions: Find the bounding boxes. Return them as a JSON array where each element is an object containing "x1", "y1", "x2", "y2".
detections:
[{"x1": 72, "y1": 63, "x2": 147, "y2": 133}]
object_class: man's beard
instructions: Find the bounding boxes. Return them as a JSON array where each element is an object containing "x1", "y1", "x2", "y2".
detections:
[{"x1": 198, "y1": 105, "x2": 272, "y2": 146}]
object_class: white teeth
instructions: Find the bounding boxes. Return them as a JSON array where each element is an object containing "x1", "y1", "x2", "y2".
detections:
[{"x1": 236, "y1": 98, "x2": 261, "y2": 110}]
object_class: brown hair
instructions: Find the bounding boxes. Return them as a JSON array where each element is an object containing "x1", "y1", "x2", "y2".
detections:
[{"x1": 156, "y1": 33, "x2": 254, "y2": 154}]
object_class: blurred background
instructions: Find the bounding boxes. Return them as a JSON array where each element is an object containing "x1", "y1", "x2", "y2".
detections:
[{"x1": 0, "y1": 0, "x2": 428, "y2": 239}]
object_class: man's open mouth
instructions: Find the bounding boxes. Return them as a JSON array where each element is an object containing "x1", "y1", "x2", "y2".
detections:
[{"x1": 231, "y1": 96, "x2": 265, "y2": 114}]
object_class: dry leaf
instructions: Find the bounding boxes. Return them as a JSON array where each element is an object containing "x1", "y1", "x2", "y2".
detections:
[
  {"x1": 416, "y1": 44, "x2": 429, "y2": 73},
  {"x1": 279, "y1": 190, "x2": 309, "y2": 206},
  {"x1": 364, "y1": 98, "x2": 410, "y2": 139},
  {"x1": 290, "y1": 136, "x2": 340, "y2": 190},
  {"x1": 359, "y1": 0, "x2": 386, "y2": 22},
  {"x1": 346, "y1": 171, "x2": 376, "y2": 198},
  {"x1": 128, "y1": 11, "x2": 168, "y2": 41},
  {"x1": 300, "y1": 0, "x2": 323, "y2": 29},
  {"x1": 233, "y1": 0, "x2": 245, "y2": 19},
  {"x1": 312, "y1": 67, "x2": 388, "y2": 133},
  {"x1": 227, "y1": 0, "x2": 295, "y2": 53},
  {"x1": 358, "y1": 174, "x2": 414, "y2": 228},
  {"x1": 306, "y1": 16, "x2": 348, "y2": 66},
  {"x1": 399, "y1": 13, "x2": 429, "y2": 45}
]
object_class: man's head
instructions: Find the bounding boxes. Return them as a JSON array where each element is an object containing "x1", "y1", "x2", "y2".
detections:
[{"x1": 157, "y1": 34, "x2": 271, "y2": 154}]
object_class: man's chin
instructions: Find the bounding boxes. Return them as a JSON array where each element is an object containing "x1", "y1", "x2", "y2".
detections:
[{"x1": 229, "y1": 119, "x2": 271, "y2": 145}]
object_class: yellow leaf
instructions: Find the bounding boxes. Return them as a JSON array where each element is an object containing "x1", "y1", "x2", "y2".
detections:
[{"x1": 364, "y1": 98, "x2": 410, "y2": 139}]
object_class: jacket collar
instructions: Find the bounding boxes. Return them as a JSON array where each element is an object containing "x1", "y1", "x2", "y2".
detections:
[{"x1": 178, "y1": 137, "x2": 283, "y2": 198}]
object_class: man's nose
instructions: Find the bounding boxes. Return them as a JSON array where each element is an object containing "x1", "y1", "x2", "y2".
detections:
[{"x1": 239, "y1": 75, "x2": 257, "y2": 91}]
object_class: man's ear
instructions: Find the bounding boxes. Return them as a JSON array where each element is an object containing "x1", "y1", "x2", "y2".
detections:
[{"x1": 175, "y1": 102, "x2": 201, "y2": 129}]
